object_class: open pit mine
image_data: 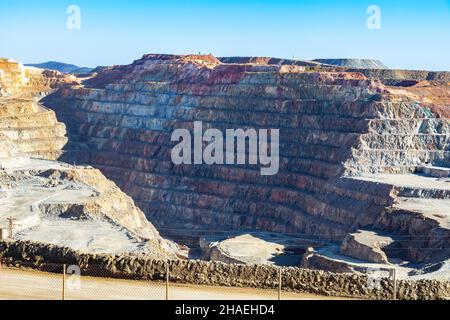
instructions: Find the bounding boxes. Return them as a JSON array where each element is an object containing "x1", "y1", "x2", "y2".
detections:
[
  {"x1": 0, "y1": 58, "x2": 176, "y2": 259},
  {"x1": 1, "y1": 54, "x2": 449, "y2": 292}
]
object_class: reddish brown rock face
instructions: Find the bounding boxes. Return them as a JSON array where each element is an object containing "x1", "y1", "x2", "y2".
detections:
[
  {"x1": 387, "y1": 81, "x2": 450, "y2": 118},
  {"x1": 43, "y1": 54, "x2": 450, "y2": 263}
]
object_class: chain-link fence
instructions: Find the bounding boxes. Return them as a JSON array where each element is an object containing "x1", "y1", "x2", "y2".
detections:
[
  {"x1": 0, "y1": 261, "x2": 290, "y2": 300},
  {"x1": 0, "y1": 259, "x2": 403, "y2": 300}
]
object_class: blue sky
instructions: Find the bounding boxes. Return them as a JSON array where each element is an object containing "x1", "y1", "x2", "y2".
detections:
[{"x1": 1, "y1": 0, "x2": 449, "y2": 70}]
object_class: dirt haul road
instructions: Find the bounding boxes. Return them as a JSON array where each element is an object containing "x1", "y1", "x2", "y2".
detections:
[{"x1": 0, "y1": 268, "x2": 347, "y2": 300}]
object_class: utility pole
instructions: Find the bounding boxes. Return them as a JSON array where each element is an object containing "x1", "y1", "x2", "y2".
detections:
[
  {"x1": 391, "y1": 268, "x2": 397, "y2": 300},
  {"x1": 6, "y1": 216, "x2": 18, "y2": 239}
]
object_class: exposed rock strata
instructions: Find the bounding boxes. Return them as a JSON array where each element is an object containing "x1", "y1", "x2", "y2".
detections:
[
  {"x1": 219, "y1": 56, "x2": 450, "y2": 85},
  {"x1": 0, "y1": 58, "x2": 79, "y2": 160},
  {"x1": 0, "y1": 58, "x2": 78, "y2": 97},
  {"x1": 41, "y1": 54, "x2": 450, "y2": 272},
  {"x1": 0, "y1": 58, "x2": 176, "y2": 258},
  {"x1": 0, "y1": 98, "x2": 67, "y2": 160},
  {"x1": 348, "y1": 69, "x2": 450, "y2": 85},
  {"x1": 219, "y1": 56, "x2": 323, "y2": 67},
  {"x1": 341, "y1": 230, "x2": 393, "y2": 263}
]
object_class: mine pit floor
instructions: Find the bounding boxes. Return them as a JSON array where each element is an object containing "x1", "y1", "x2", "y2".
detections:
[
  {"x1": 0, "y1": 158, "x2": 151, "y2": 255},
  {"x1": 15, "y1": 218, "x2": 144, "y2": 254},
  {"x1": 316, "y1": 245, "x2": 450, "y2": 280},
  {"x1": 352, "y1": 173, "x2": 450, "y2": 191},
  {"x1": 394, "y1": 197, "x2": 450, "y2": 228}
]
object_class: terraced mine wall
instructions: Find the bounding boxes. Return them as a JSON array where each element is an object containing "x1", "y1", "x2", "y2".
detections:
[
  {"x1": 219, "y1": 56, "x2": 450, "y2": 79},
  {"x1": 0, "y1": 57, "x2": 178, "y2": 259},
  {"x1": 0, "y1": 58, "x2": 78, "y2": 159},
  {"x1": 0, "y1": 58, "x2": 78, "y2": 96},
  {"x1": 0, "y1": 99, "x2": 67, "y2": 159},
  {"x1": 42, "y1": 54, "x2": 449, "y2": 245},
  {"x1": 347, "y1": 69, "x2": 450, "y2": 84},
  {"x1": 1, "y1": 240, "x2": 448, "y2": 300},
  {"x1": 218, "y1": 56, "x2": 324, "y2": 67},
  {"x1": 219, "y1": 56, "x2": 450, "y2": 85}
]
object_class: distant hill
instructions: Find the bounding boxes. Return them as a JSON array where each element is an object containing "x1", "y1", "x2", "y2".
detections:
[
  {"x1": 70, "y1": 67, "x2": 95, "y2": 75},
  {"x1": 90, "y1": 66, "x2": 109, "y2": 73},
  {"x1": 312, "y1": 59, "x2": 387, "y2": 69},
  {"x1": 25, "y1": 61, "x2": 92, "y2": 74}
]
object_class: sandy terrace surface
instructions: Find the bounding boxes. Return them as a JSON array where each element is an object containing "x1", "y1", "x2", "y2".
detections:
[
  {"x1": 394, "y1": 197, "x2": 450, "y2": 228},
  {"x1": 317, "y1": 245, "x2": 450, "y2": 280},
  {"x1": 0, "y1": 158, "x2": 154, "y2": 255},
  {"x1": 15, "y1": 219, "x2": 146, "y2": 254},
  {"x1": 353, "y1": 173, "x2": 450, "y2": 190}
]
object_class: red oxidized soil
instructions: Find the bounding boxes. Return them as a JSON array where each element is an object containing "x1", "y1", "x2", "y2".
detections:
[{"x1": 393, "y1": 81, "x2": 450, "y2": 118}]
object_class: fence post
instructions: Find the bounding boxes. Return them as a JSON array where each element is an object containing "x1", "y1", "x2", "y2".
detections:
[
  {"x1": 392, "y1": 268, "x2": 397, "y2": 300},
  {"x1": 278, "y1": 267, "x2": 282, "y2": 301},
  {"x1": 62, "y1": 264, "x2": 66, "y2": 301},
  {"x1": 165, "y1": 261, "x2": 170, "y2": 301}
]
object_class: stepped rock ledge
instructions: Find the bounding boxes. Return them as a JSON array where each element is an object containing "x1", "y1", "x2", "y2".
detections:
[
  {"x1": 1, "y1": 53, "x2": 449, "y2": 283},
  {"x1": 0, "y1": 57, "x2": 177, "y2": 259},
  {"x1": 39, "y1": 54, "x2": 450, "y2": 279}
]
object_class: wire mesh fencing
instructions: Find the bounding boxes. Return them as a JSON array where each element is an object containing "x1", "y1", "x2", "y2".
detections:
[
  {"x1": 0, "y1": 260, "x2": 313, "y2": 300},
  {"x1": 0, "y1": 258, "x2": 401, "y2": 300},
  {"x1": 0, "y1": 261, "x2": 167, "y2": 300}
]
